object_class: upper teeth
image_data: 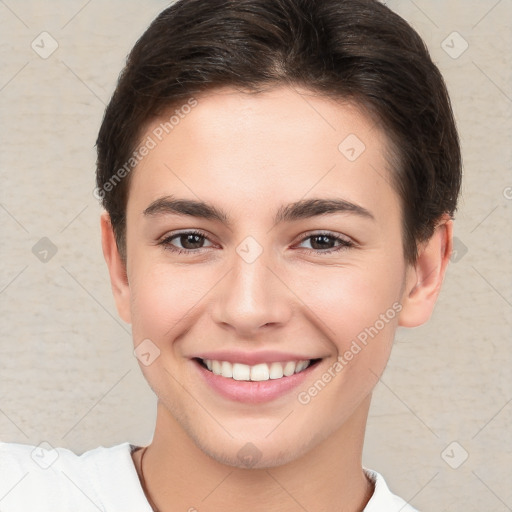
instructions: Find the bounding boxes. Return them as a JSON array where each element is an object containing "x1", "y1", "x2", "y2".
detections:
[{"x1": 203, "y1": 359, "x2": 311, "y2": 381}]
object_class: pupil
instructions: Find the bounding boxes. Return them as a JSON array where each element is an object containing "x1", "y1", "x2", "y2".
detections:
[
  {"x1": 183, "y1": 234, "x2": 202, "y2": 249},
  {"x1": 312, "y1": 235, "x2": 332, "y2": 250}
]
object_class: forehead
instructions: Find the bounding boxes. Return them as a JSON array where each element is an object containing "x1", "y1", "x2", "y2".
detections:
[{"x1": 129, "y1": 86, "x2": 398, "y2": 219}]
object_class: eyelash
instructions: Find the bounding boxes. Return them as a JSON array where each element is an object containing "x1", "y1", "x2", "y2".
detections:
[{"x1": 158, "y1": 230, "x2": 355, "y2": 256}]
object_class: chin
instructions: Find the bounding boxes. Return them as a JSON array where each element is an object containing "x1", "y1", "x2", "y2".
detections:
[
  {"x1": 201, "y1": 442, "x2": 300, "y2": 470},
  {"x1": 188, "y1": 426, "x2": 320, "y2": 470}
]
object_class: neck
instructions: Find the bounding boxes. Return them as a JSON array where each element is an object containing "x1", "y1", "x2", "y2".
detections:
[{"x1": 135, "y1": 396, "x2": 374, "y2": 512}]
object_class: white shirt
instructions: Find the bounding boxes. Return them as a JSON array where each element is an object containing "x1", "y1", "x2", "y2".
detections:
[{"x1": 0, "y1": 441, "x2": 418, "y2": 511}]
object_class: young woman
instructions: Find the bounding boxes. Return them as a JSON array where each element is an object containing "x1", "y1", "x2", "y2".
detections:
[{"x1": 0, "y1": 1, "x2": 461, "y2": 510}]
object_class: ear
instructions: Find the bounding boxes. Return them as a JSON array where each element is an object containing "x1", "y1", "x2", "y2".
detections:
[
  {"x1": 398, "y1": 214, "x2": 453, "y2": 327},
  {"x1": 100, "y1": 212, "x2": 131, "y2": 324}
]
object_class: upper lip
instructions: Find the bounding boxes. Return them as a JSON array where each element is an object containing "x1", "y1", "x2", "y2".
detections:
[{"x1": 192, "y1": 350, "x2": 323, "y2": 366}]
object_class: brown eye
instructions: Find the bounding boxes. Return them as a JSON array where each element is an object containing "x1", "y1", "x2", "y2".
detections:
[
  {"x1": 309, "y1": 234, "x2": 337, "y2": 250},
  {"x1": 297, "y1": 232, "x2": 354, "y2": 254},
  {"x1": 159, "y1": 230, "x2": 213, "y2": 253},
  {"x1": 176, "y1": 233, "x2": 205, "y2": 250}
]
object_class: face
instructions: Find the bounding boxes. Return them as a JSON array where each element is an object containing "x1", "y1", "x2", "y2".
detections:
[{"x1": 105, "y1": 86, "x2": 437, "y2": 468}]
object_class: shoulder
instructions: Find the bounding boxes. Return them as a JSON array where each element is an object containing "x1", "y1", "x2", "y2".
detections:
[
  {"x1": 363, "y1": 467, "x2": 419, "y2": 512},
  {"x1": 0, "y1": 441, "x2": 151, "y2": 511}
]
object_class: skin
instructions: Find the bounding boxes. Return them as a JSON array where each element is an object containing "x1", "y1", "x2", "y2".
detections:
[{"x1": 101, "y1": 85, "x2": 453, "y2": 511}]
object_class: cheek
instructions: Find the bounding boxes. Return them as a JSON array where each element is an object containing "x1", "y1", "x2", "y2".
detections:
[
  {"x1": 129, "y1": 262, "x2": 203, "y2": 344},
  {"x1": 293, "y1": 265, "x2": 404, "y2": 414},
  {"x1": 293, "y1": 260, "x2": 404, "y2": 347}
]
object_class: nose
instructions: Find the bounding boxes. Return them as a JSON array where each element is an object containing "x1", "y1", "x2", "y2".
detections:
[{"x1": 211, "y1": 245, "x2": 294, "y2": 338}]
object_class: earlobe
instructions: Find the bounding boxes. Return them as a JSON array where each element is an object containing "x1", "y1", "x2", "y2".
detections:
[
  {"x1": 100, "y1": 212, "x2": 132, "y2": 324},
  {"x1": 398, "y1": 215, "x2": 453, "y2": 328}
]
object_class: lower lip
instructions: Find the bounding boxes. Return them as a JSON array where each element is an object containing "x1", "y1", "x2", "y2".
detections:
[{"x1": 193, "y1": 359, "x2": 319, "y2": 404}]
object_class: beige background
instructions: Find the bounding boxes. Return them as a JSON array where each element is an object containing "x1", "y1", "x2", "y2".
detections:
[{"x1": 0, "y1": 1, "x2": 511, "y2": 510}]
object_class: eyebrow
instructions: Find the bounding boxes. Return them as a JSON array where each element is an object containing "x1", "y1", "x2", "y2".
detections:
[{"x1": 143, "y1": 195, "x2": 375, "y2": 226}]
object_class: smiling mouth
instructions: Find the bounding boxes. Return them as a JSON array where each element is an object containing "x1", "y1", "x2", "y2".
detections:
[{"x1": 194, "y1": 358, "x2": 322, "y2": 382}]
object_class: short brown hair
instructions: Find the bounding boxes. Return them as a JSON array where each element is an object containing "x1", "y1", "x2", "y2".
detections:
[{"x1": 96, "y1": 0, "x2": 462, "y2": 263}]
